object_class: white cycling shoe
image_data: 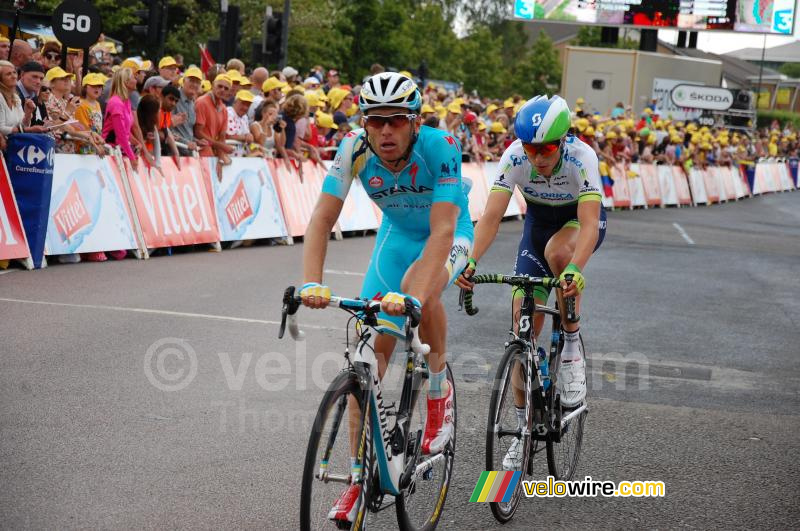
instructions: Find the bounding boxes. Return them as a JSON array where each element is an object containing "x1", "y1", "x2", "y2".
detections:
[
  {"x1": 556, "y1": 357, "x2": 586, "y2": 408},
  {"x1": 502, "y1": 438, "x2": 523, "y2": 470}
]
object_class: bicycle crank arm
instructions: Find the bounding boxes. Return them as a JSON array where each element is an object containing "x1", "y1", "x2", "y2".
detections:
[
  {"x1": 316, "y1": 472, "x2": 351, "y2": 484},
  {"x1": 414, "y1": 453, "x2": 446, "y2": 479},
  {"x1": 559, "y1": 404, "x2": 588, "y2": 430}
]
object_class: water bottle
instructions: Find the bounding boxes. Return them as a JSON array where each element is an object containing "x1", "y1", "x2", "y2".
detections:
[{"x1": 537, "y1": 346, "x2": 550, "y2": 390}]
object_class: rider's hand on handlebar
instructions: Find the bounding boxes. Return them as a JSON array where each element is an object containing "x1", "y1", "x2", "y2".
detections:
[
  {"x1": 454, "y1": 257, "x2": 478, "y2": 291},
  {"x1": 300, "y1": 282, "x2": 331, "y2": 309},
  {"x1": 381, "y1": 292, "x2": 420, "y2": 317},
  {"x1": 559, "y1": 263, "x2": 585, "y2": 298}
]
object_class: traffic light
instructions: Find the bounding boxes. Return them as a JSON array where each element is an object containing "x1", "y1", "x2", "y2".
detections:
[
  {"x1": 265, "y1": 11, "x2": 285, "y2": 66},
  {"x1": 133, "y1": 0, "x2": 167, "y2": 58},
  {"x1": 223, "y1": 5, "x2": 243, "y2": 61},
  {"x1": 132, "y1": 0, "x2": 160, "y2": 43}
]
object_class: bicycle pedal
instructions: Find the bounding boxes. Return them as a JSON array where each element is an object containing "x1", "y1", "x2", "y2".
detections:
[{"x1": 422, "y1": 467, "x2": 434, "y2": 481}]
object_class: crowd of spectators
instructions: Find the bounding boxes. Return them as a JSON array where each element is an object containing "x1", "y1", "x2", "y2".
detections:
[
  {"x1": 0, "y1": 33, "x2": 798, "y2": 264},
  {"x1": 0, "y1": 34, "x2": 797, "y2": 174}
]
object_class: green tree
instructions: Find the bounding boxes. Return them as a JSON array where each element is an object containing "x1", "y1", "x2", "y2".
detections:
[
  {"x1": 509, "y1": 31, "x2": 561, "y2": 96},
  {"x1": 575, "y1": 26, "x2": 639, "y2": 50},
  {"x1": 778, "y1": 63, "x2": 800, "y2": 79},
  {"x1": 457, "y1": 26, "x2": 504, "y2": 97}
]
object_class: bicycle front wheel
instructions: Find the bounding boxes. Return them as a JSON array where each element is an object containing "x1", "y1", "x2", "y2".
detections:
[
  {"x1": 547, "y1": 336, "x2": 587, "y2": 481},
  {"x1": 486, "y1": 343, "x2": 540, "y2": 523},
  {"x1": 395, "y1": 364, "x2": 456, "y2": 531},
  {"x1": 300, "y1": 370, "x2": 373, "y2": 531}
]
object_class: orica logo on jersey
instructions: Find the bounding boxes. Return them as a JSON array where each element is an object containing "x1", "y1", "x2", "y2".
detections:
[
  {"x1": 510, "y1": 154, "x2": 524, "y2": 167},
  {"x1": 369, "y1": 176, "x2": 384, "y2": 188},
  {"x1": 531, "y1": 113, "x2": 542, "y2": 127},
  {"x1": 523, "y1": 187, "x2": 574, "y2": 201},
  {"x1": 563, "y1": 153, "x2": 583, "y2": 168}
]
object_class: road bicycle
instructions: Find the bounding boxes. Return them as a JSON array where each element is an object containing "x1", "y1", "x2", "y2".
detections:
[
  {"x1": 460, "y1": 274, "x2": 587, "y2": 523},
  {"x1": 280, "y1": 287, "x2": 455, "y2": 530}
]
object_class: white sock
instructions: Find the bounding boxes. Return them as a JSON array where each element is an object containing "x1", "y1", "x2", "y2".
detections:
[
  {"x1": 562, "y1": 329, "x2": 582, "y2": 361},
  {"x1": 428, "y1": 367, "x2": 448, "y2": 399},
  {"x1": 515, "y1": 406, "x2": 526, "y2": 430},
  {"x1": 350, "y1": 456, "x2": 362, "y2": 482}
]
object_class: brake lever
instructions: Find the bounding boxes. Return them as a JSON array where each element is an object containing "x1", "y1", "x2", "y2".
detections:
[
  {"x1": 278, "y1": 286, "x2": 299, "y2": 339},
  {"x1": 562, "y1": 274, "x2": 578, "y2": 323}
]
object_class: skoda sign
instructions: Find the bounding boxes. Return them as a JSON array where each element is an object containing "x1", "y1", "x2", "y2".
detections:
[{"x1": 671, "y1": 84, "x2": 734, "y2": 111}]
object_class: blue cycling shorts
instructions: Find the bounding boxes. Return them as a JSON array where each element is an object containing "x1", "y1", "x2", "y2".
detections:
[{"x1": 360, "y1": 222, "x2": 473, "y2": 338}]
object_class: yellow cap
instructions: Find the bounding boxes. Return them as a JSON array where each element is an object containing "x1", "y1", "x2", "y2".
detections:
[
  {"x1": 0, "y1": 35, "x2": 9, "y2": 43},
  {"x1": 202, "y1": 80, "x2": 211, "y2": 92},
  {"x1": 605, "y1": 131, "x2": 618, "y2": 140},
  {"x1": 45, "y1": 67, "x2": 75, "y2": 83},
  {"x1": 316, "y1": 111, "x2": 338, "y2": 130},
  {"x1": 82, "y1": 73, "x2": 106, "y2": 86},
  {"x1": 159, "y1": 56, "x2": 178, "y2": 69},
  {"x1": 214, "y1": 74, "x2": 233, "y2": 86},
  {"x1": 399, "y1": 70, "x2": 413, "y2": 79},
  {"x1": 141, "y1": 60, "x2": 153, "y2": 71},
  {"x1": 183, "y1": 66, "x2": 203, "y2": 80},
  {"x1": 327, "y1": 87, "x2": 350, "y2": 110},
  {"x1": 503, "y1": 100, "x2": 515, "y2": 109},
  {"x1": 584, "y1": 126, "x2": 595, "y2": 136},
  {"x1": 490, "y1": 122, "x2": 507, "y2": 134},
  {"x1": 576, "y1": 97, "x2": 585, "y2": 105},
  {"x1": 305, "y1": 92, "x2": 325, "y2": 107},
  {"x1": 262, "y1": 77, "x2": 288, "y2": 92},
  {"x1": 238, "y1": 77, "x2": 252, "y2": 87},
  {"x1": 453, "y1": 97, "x2": 466, "y2": 106},
  {"x1": 421, "y1": 103, "x2": 435, "y2": 114},
  {"x1": 478, "y1": 122, "x2": 486, "y2": 131},
  {"x1": 447, "y1": 102, "x2": 461, "y2": 114},
  {"x1": 121, "y1": 59, "x2": 140, "y2": 73},
  {"x1": 643, "y1": 107, "x2": 653, "y2": 114},
  {"x1": 486, "y1": 104, "x2": 498, "y2": 114},
  {"x1": 235, "y1": 90, "x2": 254, "y2": 102},
  {"x1": 435, "y1": 105, "x2": 446, "y2": 119}
]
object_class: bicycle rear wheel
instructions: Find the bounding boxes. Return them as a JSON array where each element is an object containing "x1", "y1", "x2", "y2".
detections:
[
  {"x1": 547, "y1": 336, "x2": 587, "y2": 481},
  {"x1": 395, "y1": 364, "x2": 456, "y2": 531},
  {"x1": 300, "y1": 371, "x2": 373, "y2": 531},
  {"x1": 485, "y1": 343, "x2": 539, "y2": 523}
]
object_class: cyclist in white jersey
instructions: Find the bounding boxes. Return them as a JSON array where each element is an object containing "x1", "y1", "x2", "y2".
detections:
[{"x1": 457, "y1": 95, "x2": 606, "y2": 466}]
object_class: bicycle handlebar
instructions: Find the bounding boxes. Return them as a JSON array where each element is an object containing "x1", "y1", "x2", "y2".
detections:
[
  {"x1": 279, "y1": 286, "x2": 430, "y2": 355},
  {"x1": 459, "y1": 274, "x2": 567, "y2": 318}
]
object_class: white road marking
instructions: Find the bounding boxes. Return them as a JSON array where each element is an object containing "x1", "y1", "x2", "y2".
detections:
[
  {"x1": 672, "y1": 223, "x2": 695, "y2": 245},
  {"x1": 0, "y1": 269, "x2": 17, "y2": 275},
  {"x1": 324, "y1": 269, "x2": 366, "y2": 277},
  {"x1": 0, "y1": 297, "x2": 343, "y2": 331}
]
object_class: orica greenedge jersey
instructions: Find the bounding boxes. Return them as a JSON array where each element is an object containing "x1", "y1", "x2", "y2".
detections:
[
  {"x1": 491, "y1": 135, "x2": 603, "y2": 226},
  {"x1": 321, "y1": 125, "x2": 473, "y2": 237}
]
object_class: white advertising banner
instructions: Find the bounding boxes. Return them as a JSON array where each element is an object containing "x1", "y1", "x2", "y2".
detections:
[
  {"x1": 208, "y1": 157, "x2": 289, "y2": 241},
  {"x1": 652, "y1": 78, "x2": 704, "y2": 122},
  {"x1": 45, "y1": 154, "x2": 139, "y2": 255}
]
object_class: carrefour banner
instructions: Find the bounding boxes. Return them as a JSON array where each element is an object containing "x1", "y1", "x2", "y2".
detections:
[
  {"x1": 6, "y1": 133, "x2": 55, "y2": 268},
  {"x1": 124, "y1": 157, "x2": 220, "y2": 248},
  {"x1": 208, "y1": 157, "x2": 289, "y2": 241},
  {"x1": 0, "y1": 154, "x2": 31, "y2": 262},
  {"x1": 45, "y1": 154, "x2": 139, "y2": 255}
]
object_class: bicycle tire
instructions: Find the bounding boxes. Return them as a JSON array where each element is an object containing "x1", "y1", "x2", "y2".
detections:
[
  {"x1": 300, "y1": 371, "x2": 373, "y2": 531},
  {"x1": 395, "y1": 364, "x2": 456, "y2": 531},
  {"x1": 486, "y1": 343, "x2": 535, "y2": 523},
  {"x1": 547, "y1": 336, "x2": 587, "y2": 481}
]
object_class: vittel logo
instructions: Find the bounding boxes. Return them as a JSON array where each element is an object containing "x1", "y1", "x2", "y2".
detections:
[
  {"x1": 225, "y1": 179, "x2": 253, "y2": 229},
  {"x1": 53, "y1": 180, "x2": 91, "y2": 241}
]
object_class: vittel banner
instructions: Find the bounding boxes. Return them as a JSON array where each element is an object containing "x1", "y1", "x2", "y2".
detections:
[
  {"x1": 124, "y1": 157, "x2": 220, "y2": 248},
  {"x1": 45, "y1": 155, "x2": 139, "y2": 255},
  {"x1": 208, "y1": 157, "x2": 289, "y2": 241}
]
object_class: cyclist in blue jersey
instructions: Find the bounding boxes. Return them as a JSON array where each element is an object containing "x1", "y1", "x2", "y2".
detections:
[
  {"x1": 456, "y1": 95, "x2": 605, "y2": 468},
  {"x1": 299, "y1": 72, "x2": 473, "y2": 524}
]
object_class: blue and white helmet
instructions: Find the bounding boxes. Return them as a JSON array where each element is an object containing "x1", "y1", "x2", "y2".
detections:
[
  {"x1": 359, "y1": 72, "x2": 422, "y2": 114},
  {"x1": 514, "y1": 95, "x2": 571, "y2": 144}
]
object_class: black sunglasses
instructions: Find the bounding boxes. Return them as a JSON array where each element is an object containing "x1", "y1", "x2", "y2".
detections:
[
  {"x1": 364, "y1": 113, "x2": 416, "y2": 129},
  {"x1": 45, "y1": 53, "x2": 61, "y2": 61}
]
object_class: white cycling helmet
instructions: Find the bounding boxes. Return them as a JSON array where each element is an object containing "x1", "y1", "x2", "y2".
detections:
[{"x1": 359, "y1": 72, "x2": 422, "y2": 114}]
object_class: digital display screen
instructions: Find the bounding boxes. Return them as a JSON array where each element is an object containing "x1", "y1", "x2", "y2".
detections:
[{"x1": 511, "y1": 0, "x2": 796, "y2": 34}]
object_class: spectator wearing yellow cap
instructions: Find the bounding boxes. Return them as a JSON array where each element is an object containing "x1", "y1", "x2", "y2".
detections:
[
  {"x1": 74, "y1": 73, "x2": 108, "y2": 156},
  {"x1": 327, "y1": 87, "x2": 352, "y2": 125},
  {"x1": 194, "y1": 73, "x2": 234, "y2": 162},
  {"x1": 170, "y1": 66, "x2": 203, "y2": 155},
  {"x1": 226, "y1": 90, "x2": 255, "y2": 157},
  {"x1": 263, "y1": 76, "x2": 287, "y2": 104},
  {"x1": 158, "y1": 56, "x2": 179, "y2": 82},
  {"x1": 487, "y1": 121, "x2": 508, "y2": 158},
  {"x1": 44, "y1": 67, "x2": 84, "y2": 153},
  {"x1": 444, "y1": 100, "x2": 462, "y2": 135}
]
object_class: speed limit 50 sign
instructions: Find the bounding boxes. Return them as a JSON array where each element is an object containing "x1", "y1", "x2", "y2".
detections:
[{"x1": 52, "y1": 0, "x2": 102, "y2": 49}]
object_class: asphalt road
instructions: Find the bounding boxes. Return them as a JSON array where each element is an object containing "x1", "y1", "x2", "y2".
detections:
[{"x1": 1, "y1": 192, "x2": 799, "y2": 529}]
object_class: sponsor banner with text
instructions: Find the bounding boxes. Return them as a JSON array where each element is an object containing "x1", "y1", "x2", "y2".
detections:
[
  {"x1": 0, "y1": 154, "x2": 31, "y2": 261},
  {"x1": 208, "y1": 157, "x2": 289, "y2": 241},
  {"x1": 45, "y1": 154, "x2": 139, "y2": 255},
  {"x1": 124, "y1": 157, "x2": 220, "y2": 248}
]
